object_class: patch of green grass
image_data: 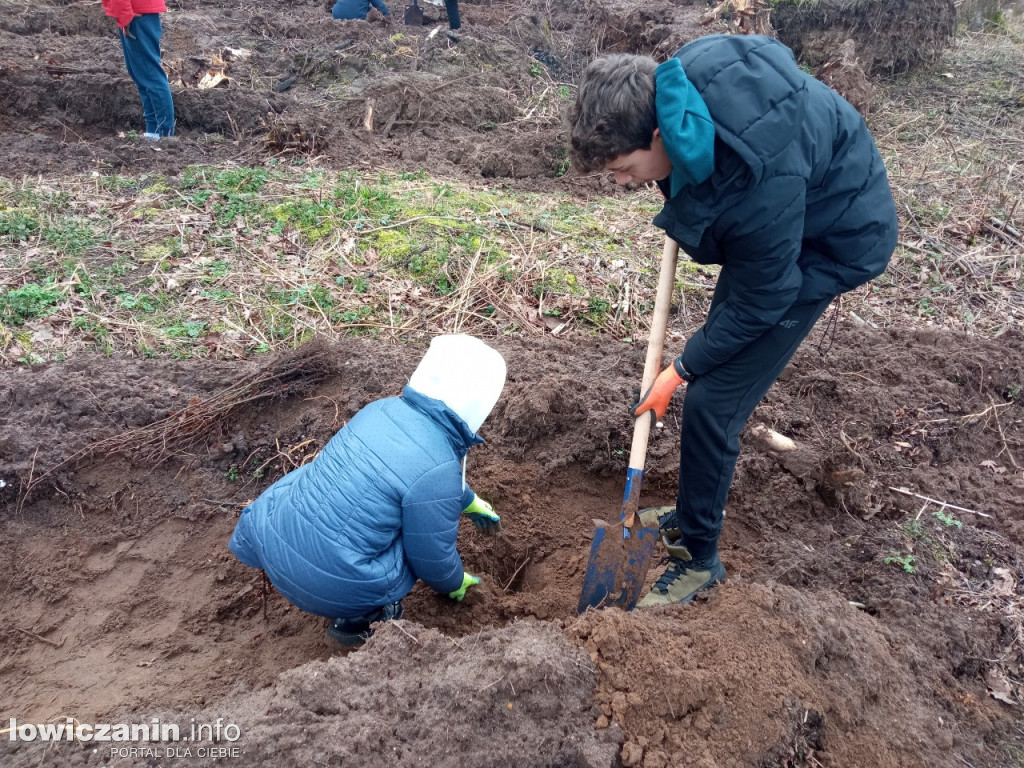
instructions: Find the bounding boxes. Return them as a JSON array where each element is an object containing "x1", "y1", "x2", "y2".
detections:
[
  {"x1": 932, "y1": 509, "x2": 963, "y2": 529},
  {"x1": 140, "y1": 239, "x2": 182, "y2": 265},
  {"x1": 334, "y1": 184, "x2": 404, "y2": 226},
  {"x1": 0, "y1": 210, "x2": 40, "y2": 241},
  {"x1": 198, "y1": 260, "x2": 230, "y2": 280},
  {"x1": 375, "y1": 229, "x2": 416, "y2": 261},
  {"x1": 408, "y1": 249, "x2": 454, "y2": 294},
  {"x1": 214, "y1": 167, "x2": 271, "y2": 194},
  {"x1": 99, "y1": 175, "x2": 140, "y2": 194},
  {"x1": 332, "y1": 304, "x2": 373, "y2": 325},
  {"x1": 211, "y1": 193, "x2": 265, "y2": 229},
  {"x1": 884, "y1": 553, "x2": 917, "y2": 574},
  {"x1": 266, "y1": 284, "x2": 337, "y2": 312},
  {"x1": 42, "y1": 220, "x2": 98, "y2": 256},
  {"x1": 69, "y1": 316, "x2": 110, "y2": 343},
  {"x1": 0, "y1": 163, "x2": 862, "y2": 362},
  {"x1": 535, "y1": 267, "x2": 582, "y2": 297},
  {"x1": 1, "y1": 283, "x2": 63, "y2": 324},
  {"x1": 163, "y1": 320, "x2": 208, "y2": 339},
  {"x1": 199, "y1": 288, "x2": 236, "y2": 303},
  {"x1": 582, "y1": 296, "x2": 613, "y2": 327},
  {"x1": 117, "y1": 292, "x2": 157, "y2": 313},
  {"x1": 270, "y1": 198, "x2": 336, "y2": 242}
]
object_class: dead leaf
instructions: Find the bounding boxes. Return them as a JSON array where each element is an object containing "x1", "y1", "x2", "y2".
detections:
[
  {"x1": 985, "y1": 670, "x2": 1017, "y2": 705},
  {"x1": 198, "y1": 70, "x2": 229, "y2": 89},
  {"x1": 989, "y1": 567, "x2": 1016, "y2": 597}
]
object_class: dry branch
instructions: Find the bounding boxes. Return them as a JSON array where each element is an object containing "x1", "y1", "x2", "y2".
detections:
[
  {"x1": 888, "y1": 486, "x2": 991, "y2": 518},
  {"x1": 93, "y1": 344, "x2": 334, "y2": 462},
  {"x1": 14, "y1": 626, "x2": 65, "y2": 648},
  {"x1": 20, "y1": 344, "x2": 335, "y2": 501}
]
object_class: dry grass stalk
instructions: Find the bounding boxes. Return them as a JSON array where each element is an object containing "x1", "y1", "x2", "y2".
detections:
[{"x1": 18, "y1": 344, "x2": 334, "y2": 505}]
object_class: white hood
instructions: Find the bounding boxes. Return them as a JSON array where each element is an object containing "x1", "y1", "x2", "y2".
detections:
[{"x1": 408, "y1": 334, "x2": 506, "y2": 433}]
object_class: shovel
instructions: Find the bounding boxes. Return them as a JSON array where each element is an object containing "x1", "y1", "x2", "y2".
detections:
[
  {"x1": 404, "y1": 0, "x2": 424, "y2": 26},
  {"x1": 577, "y1": 236, "x2": 680, "y2": 613}
]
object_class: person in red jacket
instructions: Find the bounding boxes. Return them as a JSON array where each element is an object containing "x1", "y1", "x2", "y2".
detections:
[{"x1": 102, "y1": 0, "x2": 175, "y2": 139}]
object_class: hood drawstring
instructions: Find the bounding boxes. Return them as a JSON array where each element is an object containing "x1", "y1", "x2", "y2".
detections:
[{"x1": 815, "y1": 295, "x2": 841, "y2": 358}]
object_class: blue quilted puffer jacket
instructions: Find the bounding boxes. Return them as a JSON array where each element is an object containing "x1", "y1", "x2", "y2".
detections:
[{"x1": 229, "y1": 385, "x2": 481, "y2": 619}]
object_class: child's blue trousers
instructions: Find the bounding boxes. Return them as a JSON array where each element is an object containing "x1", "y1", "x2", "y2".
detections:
[{"x1": 119, "y1": 14, "x2": 174, "y2": 137}]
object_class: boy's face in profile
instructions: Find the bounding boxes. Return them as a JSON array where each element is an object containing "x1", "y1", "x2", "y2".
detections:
[{"x1": 604, "y1": 129, "x2": 672, "y2": 187}]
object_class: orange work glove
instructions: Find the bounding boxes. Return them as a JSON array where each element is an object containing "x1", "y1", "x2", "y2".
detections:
[{"x1": 629, "y1": 358, "x2": 694, "y2": 423}]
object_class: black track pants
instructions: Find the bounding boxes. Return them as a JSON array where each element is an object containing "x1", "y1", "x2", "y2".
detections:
[
  {"x1": 444, "y1": 0, "x2": 460, "y2": 28},
  {"x1": 676, "y1": 290, "x2": 835, "y2": 560}
]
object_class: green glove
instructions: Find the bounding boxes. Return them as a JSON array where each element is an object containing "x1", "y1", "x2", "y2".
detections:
[
  {"x1": 449, "y1": 572, "x2": 481, "y2": 602},
  {"x1": 462, "y1": 495, "x2": 501, "y2": 535}
]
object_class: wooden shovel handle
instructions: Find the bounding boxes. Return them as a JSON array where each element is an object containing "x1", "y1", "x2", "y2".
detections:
[{"x1": 628, "y1": 236, "x2": 680, "y2": 473}]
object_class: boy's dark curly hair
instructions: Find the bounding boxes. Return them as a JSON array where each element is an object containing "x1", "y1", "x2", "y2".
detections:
[{"x1": 567, "y1": 53, "x2": 659, "y2": 173}]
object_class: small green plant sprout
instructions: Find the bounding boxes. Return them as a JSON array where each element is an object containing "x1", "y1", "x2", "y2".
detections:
[
  {"x1": 899, "y1": 518, "x2": 925, "y2": 540},
  {"x1": 1, "y1": 283, "x2": 62, "y2": 325},
  {"x1": 884, "y1": 553, "x2": 917, "y2": 574},
  {"x1": 0, "y1": 210, "x2": 40, "y2": 241},
  {"x1": 225, "y1": 466, "x2": 240, "y2": 482},
  {"x1": 932, "y1": 509, "x2": 963, "y2": 529}
]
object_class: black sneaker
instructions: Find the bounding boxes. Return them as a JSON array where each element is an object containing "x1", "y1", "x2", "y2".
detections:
[
  {"x1": 327, "y1": 602, "x2": 404, "y2": 646},
  {"x1": 636, "y1": 505, "x2": 681, "y2": 540},
  {"x1": 638, "y1": 553, "x2": 726, "y2": 607}
]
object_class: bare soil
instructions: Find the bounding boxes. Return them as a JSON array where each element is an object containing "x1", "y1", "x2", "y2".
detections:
[
  {"x1": 0, "y1": 0, "x2": 949, "y2": 181},
  {"x1": 2, "y1": 325, "x2": 1023, "y2": 767},
  {"x1": 2, "y1": 0, "x2": 1023, "y2": 767}
]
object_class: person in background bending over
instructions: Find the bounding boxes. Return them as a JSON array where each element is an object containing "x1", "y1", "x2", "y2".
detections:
[
  {"x1": 102, "y1": 0, "x2": 175, "y2": 139},
  {"x1": 332, "y1": 0, "x2": 391, "y2": 20},
  {"x1": 568, "y1": 35, "x2": 897, "y2": 607},
  {"x1": 228, "y1": 335, "x2": 506, "y2": 646}
]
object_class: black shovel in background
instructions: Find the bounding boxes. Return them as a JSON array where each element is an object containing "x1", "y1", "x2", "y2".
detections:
[{"x1": 404, "y1": 0, "x2": 424, "y2": 26}]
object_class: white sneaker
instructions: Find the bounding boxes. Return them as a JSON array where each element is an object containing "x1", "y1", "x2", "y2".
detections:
[{"x1": 143, "y1": 132, "x2": 161, "y2": 141}]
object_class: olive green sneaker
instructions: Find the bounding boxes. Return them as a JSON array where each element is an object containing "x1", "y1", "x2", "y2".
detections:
[
  {"x1": 638, "y1": 551, "x2": 726, "y2": 607},
  {"x1": 636, "y1": 505, "x2": 681, "y2": 541}
]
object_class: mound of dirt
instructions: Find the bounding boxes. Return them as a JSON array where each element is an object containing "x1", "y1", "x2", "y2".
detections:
[
  {"x1": 2, "y1": 322, "x2": 1022, "y2": 767},
  {"x1": 772, "y1": 0, "x2": 959, "y2": 75}
]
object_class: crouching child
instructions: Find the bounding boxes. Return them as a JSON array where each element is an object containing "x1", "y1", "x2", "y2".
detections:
[{"x1": 229, "y1": 334, "x2": 506, "y2": 645}]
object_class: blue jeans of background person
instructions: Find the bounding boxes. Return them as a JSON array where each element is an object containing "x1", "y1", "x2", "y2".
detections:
[
  {"x1": 119, "y1": 14, "x2": 174, "y2": 137},
  {"x1": 332, "y1": 0, "x2": 391, "y2": 19},
  {"x1": 676, "y1": 274, "x2": 836, "y2": 560},
  {"x1": 444, "y1": 0, "x2": 460, "y2": 28}
]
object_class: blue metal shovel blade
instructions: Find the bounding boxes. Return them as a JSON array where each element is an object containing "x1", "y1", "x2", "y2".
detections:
[{"x1": 577, "y1": 467, "x2": 660, "y2": 613}]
